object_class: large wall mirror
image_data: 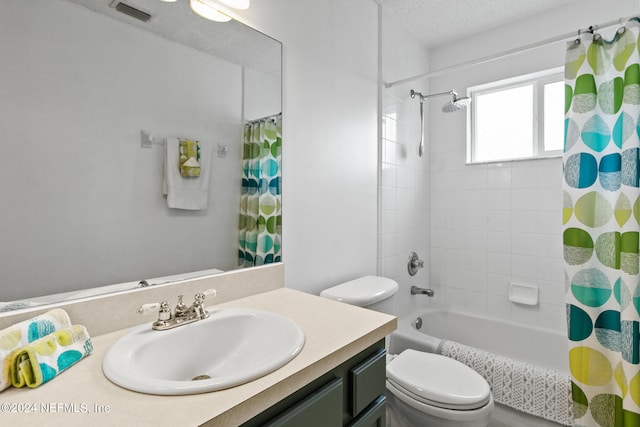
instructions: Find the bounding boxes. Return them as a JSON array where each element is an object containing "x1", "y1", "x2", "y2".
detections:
[{"x1": 0, "y1": 0, "x2": 282, "y2": 310}]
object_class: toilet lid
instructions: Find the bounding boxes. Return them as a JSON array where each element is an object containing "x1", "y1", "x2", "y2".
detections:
[
  {"x1": 386, "y1": 349, "x2": 491, "y2": 410},
  {"x1": 319, "y1": 276, "x2": 398, "y2": 307}
]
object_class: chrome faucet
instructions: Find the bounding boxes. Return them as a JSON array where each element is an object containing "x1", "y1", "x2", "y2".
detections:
[
  {"x1": 138, "y1": 289, "x2": 218, "y2": 331},
  {"x1": 411, "y1": 286, "x2": 435, "y2": 297}
]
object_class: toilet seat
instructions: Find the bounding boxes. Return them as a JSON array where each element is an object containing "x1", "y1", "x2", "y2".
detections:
[{"x1": 386, "y1": 349, "x2": 491, "y2": 411}]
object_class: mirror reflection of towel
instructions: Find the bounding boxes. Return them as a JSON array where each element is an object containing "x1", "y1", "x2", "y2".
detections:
[
  {"x1": 163, "y1": 138, "x2": 211, "y2": 210},
  {"x1": 179, "y1": 139, "x2": 200, "y2": 177}
]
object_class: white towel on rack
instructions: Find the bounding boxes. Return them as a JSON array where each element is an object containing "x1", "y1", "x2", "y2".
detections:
[{"x1": 162, "y1": 137, "x2": 211, "y2": 210}]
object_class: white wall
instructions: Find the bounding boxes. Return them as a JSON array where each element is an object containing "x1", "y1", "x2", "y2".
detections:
[
  {"x1": 238, "y1": 0, "x2": 379, "y2": 294},
  {"x1": 428, "y1": 0, "x2": 639, "y2": 330},
  {"x1": 0, "y1": 0, "x2": 243, "y2": 300}
]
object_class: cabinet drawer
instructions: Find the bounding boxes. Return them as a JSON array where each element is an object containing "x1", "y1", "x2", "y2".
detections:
[
  {"x1": 348, "y1": 396, "x2": 386, "y2": 427},
  {"x1": 265, "y1": 378, "x2": 343, "y2": 427},
  {"x1": 349, "y1": 348, "x2": 386, "y2": 417}
]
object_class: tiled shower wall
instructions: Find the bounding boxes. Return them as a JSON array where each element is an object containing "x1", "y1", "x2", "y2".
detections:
[
  {"x1": 380, "y1": 0, "x2": 639, "y2": 330},
  {"x1": 427, "y1": 0, "x2": 639, "y2": 331},
  {"x1": 378, "y1": 7, "x2": 432, "y2": 316}
]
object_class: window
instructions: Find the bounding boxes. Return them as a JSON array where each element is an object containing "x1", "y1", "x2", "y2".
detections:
[{"x1": 467, "y1": 68, "x2": 564, "y2": 163}]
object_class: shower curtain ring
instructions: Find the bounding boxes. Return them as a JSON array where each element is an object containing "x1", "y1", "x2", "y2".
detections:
[{"x1": 574, "y1": 29, "x2": 582, "y2": 45}]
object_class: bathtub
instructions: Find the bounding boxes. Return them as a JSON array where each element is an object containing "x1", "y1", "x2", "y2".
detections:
[{"x1": 388, "y1": 306, "x2": 570, "y2": 427}]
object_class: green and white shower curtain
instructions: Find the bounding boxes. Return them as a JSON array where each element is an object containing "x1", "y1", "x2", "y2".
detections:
[
  {"x1": 563, "y1": 20, "x2": 640, "y2": 426},
  {"x1": 238, "y1": 114, "x2": 282, "y2": 267}
]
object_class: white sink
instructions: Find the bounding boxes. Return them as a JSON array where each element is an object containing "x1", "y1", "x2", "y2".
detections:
[{"x1": 103, "y1": 308, "x2": 305, "y2": 395}]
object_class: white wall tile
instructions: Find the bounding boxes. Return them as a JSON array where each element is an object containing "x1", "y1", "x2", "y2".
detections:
[
  {"x1": 512, "y1": 254, "x2": 538, "y2": 279},
  {"x1": 538, "y1": 303, "x2": 567, "y2": 331},
  {"x1": 511, "y1": 303, "x2": 539, "y2": 325},
  {"x1": 487, "y1": 211, "x2": 512, "y2": 232},
  {"x1": 487, "y1": 294, "x2": 512, "y2": 319},
  {"x1": 488, "y1": 252, "x2": 512, "y2": 276},
  {"x1": 512, "y1": 211, "x2": 537, "y2": 233},
  {"x1": 512, "y1": 164, "x2": 539, "y2": 188},
  {"x1": 466, "y1": 290, "x2": 488, "y2": 315},
  {"x1": 487, "y1": 273, "x2": 510, "y2": 296},
  {"x1": 467, "y1": 230, "x2": 488, "y2": 251},
  {"x1": 380, "y1": 209, "x2": 397, "y2": 234},
  {"x1": 511, "y1": 233, "x2": 538, "y2": 256},
  {"x1": 487, "y1": 166, "x2": 512, "y2": 188},
  {"x1": 381, "y1": 163, "x2": 397, "y2": 188},
  {"x1": 488, "y1": 231, "x2": 512, "y2": 253},
  {"x1": 381, "y1": 186, "x2": 397, "y2": 211},
  {"x1": 512, "y1": 188, "x2": 539, "y2": 211},
  {"x1": 487, "y1": 189, "x2": 511, "y2": 210}
]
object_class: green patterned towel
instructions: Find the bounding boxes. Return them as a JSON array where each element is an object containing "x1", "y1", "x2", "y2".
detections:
[
  {"x1": 179, "y1": 138, "x2": 200, "y2": 177},
  {"x1": 10, "y1": 325, "x2": 93, "y2": 388},
  {"x1": 0, "y1": 309, "x2": 72, "y2": 391}
]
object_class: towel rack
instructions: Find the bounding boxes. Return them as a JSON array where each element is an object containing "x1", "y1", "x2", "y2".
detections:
[{"x1": 140, "y1": 130, "x2": 166, "y2": 148}]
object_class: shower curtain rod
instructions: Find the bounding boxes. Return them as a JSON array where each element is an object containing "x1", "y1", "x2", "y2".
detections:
[
  {"x1": 245, "y1": 112, "x2": 282, "y2": 124},
  {"x1": 385, "y1": 15, "x2": 637, "y2": 88}
]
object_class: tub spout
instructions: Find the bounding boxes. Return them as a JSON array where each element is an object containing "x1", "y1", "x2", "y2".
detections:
[{"x1": 411, "y1": 286, "x2": 434, "y2": 297}]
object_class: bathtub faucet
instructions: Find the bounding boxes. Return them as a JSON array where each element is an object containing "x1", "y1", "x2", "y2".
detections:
[{"x1": 411, "y1": 286, "x2": 434, "y2": 297}]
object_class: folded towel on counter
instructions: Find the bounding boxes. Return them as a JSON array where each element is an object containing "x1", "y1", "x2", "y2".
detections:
[
  {"x1": 439, "y1": 340, "x2": 573, "y2": 426},
  {"x1": 11, "y1": 325, "x2": 93, "y2": 388},
  {"x1": 0, "y1": 309, "x2": 72, "y2": 391},
  {"x1": 179, "y1": 138, "x2": 201, "y2": 177},
  {"x1": 163, "y1": 137, "x2": 212, "y2": 210}
]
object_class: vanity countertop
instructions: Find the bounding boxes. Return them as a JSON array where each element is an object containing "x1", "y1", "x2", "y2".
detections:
[{"x1": 0, "y1": 288, "x2": 396, "y2": 426}]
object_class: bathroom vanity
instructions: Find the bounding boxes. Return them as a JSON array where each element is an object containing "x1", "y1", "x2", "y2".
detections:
[
  {"x1": 0, "y1": 283, "x2": 396, "y2": 426},
  {"x1": 242, "y1": 340, "x2": 387, "y2": 427}
]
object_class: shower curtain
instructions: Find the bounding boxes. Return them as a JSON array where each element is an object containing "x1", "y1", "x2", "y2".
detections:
[
  {"x1": 238, "y1": 114, "x2": 282, "y2": 267},
  {"x1": 563, "y1": 20, "x2": 640, "y2": 426}
]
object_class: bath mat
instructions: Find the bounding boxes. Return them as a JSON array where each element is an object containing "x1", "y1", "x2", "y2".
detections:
[{"x1": 439, "y1": 340, "x2": 573, "y2": 426}]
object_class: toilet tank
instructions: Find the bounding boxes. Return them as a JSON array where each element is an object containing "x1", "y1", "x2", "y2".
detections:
[{"x1": 320, "y1": 276, "x2": 399, "y2": 315}]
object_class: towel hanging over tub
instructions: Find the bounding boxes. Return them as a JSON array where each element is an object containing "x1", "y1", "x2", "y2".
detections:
[
  {"x1": 439, "y1": 340, "x2": 573, "y2": 426},
  {"x1": 163, "y1": 137, "x2": 211, "y2": 210}
]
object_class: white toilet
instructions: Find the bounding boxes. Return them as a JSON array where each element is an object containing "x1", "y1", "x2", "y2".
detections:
[{"x1": 320, "y1": 276, "x2": 494, "y2": 427}]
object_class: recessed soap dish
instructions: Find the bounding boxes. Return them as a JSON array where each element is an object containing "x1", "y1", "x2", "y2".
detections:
[{"x1": 508, "y1": 282, "x2": 538, "y2": 306}]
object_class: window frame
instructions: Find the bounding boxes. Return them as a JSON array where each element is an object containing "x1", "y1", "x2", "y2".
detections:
[{"x1": 466, "y1": 66, "x2": 564, "y2": 164}]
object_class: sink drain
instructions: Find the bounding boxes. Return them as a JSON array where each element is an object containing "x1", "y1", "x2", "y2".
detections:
[{"x1": 191, "y1": 375, "x2": 211, "y2": 381}]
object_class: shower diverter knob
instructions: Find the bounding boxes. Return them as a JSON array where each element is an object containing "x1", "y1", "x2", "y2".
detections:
[{"x1": 408, "y1": 252, "x2": 424, "y2": 276}]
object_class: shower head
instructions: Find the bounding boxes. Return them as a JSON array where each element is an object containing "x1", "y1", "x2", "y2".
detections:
[{"x1": 442, "y1": 91, "x2": 471, "y2": 113}]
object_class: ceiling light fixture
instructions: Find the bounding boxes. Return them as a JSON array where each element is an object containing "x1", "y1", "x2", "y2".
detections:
[
  {"x1": 190, "y1": 0, "x2": 231, "y2": 22},
  {"x1": 217, "y1": 0, "x2": 250, "y2": 9},
  {"x1": 188, "y1": 0, "x2": 250, "y2": 22}
]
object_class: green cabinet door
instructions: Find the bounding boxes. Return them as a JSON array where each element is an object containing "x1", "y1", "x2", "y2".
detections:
[{"x1": 265, "y1": 378, "x2": 344, "y2": 427}]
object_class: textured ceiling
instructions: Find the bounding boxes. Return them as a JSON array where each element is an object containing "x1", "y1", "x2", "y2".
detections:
[
  {"x1": 383, "y1": 0, "x2": 578, "y2": 47},
  {"x1": 64, "y1": 0, "x2": 281, "y2": 76}
]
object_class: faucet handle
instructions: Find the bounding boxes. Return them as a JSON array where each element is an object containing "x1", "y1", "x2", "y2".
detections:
[
  {"x1": 195, "y1": 289, "x2": 218, "y2": 303},
  {"x1": 138, "y1": 302, "x2": 160, "y2": 315},
  {"x1": 138, "y1": 300, "x2": 172, "y2": 321},
  {"x1": 408, "y1": 252, "x2": 424, "y2": 276}
]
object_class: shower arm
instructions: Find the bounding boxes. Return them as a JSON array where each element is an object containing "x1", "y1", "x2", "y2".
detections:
[{"x1": 412, "y1": 89, "x2": 457, "y2": 101}]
